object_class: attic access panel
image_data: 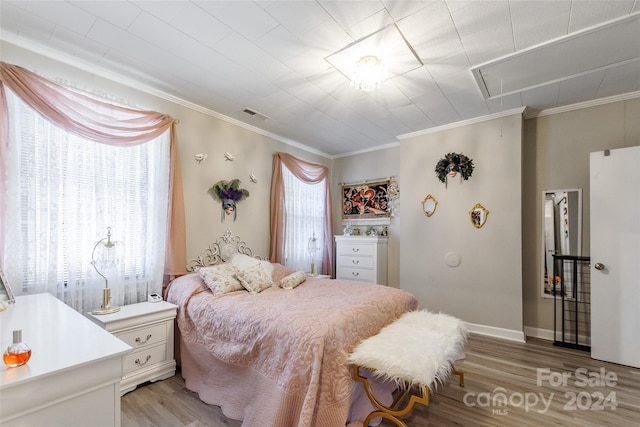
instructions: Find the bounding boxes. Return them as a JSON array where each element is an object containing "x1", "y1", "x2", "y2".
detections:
[{"x1": 472, "y1": 13, "x2": 640, "y2": 99}]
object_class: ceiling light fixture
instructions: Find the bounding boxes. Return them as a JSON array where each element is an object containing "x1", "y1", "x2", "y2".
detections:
[
  {"x1": 325, "y1": 24, "x2": 422, "y2": 92},
  {"x1": 351, "y1": 55, "x2": 386, "y2": 92}
]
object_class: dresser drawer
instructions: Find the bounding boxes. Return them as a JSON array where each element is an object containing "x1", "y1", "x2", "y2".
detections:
[
  {"x1": 123, "y1": 343, "x2": 168, "y2": 375},
  {"x1": 337, "y1": 255, "x2": 374, "y2": 269},
  {"x1": 337, "y1": 267, "x2": 375, "y2": 283},
  {"x1": 117, "y1": 323, "x2": 166, "y2": 349},
  {"x1": 337, "y1": 243, "x2": 374, "y2": 257},
  {"x1": 334, "y1": 236, "x2": 387, "y2": 286}
]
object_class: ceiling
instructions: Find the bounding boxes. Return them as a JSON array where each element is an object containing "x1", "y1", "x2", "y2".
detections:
[{"x1": 1, "y1": 1, "x2": 639, "y2": 157}]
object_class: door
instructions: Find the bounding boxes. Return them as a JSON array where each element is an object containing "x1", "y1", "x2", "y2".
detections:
[{"x1": 590, "y1": 146, "x2": 640, "y2": 368}]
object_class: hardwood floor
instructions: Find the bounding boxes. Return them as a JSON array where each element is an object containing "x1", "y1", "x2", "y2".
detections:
[{"x1": 122, "y1": 334, "x2": 640, "y2": 426}]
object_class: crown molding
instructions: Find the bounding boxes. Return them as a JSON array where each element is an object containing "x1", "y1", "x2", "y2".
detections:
[
  {"x1": 4, "y1": 33, "x2": 638, "y2": 160},
  {"x1": 1, "y1": 34, "x2": 331, "y2": 159},
  {"x1": 397, "y1": 107, "x2": 527, "y2": 140},
  {"x1": 525, "y1": 90, "x2": 640, "y2": 119},
  {"x1": 332, "y1": 141, "x2": 401, "y2": 159}
]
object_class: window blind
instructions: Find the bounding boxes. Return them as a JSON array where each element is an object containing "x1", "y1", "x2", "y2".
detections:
[
  {"x1": 281, "y1": 163, "x2": 326, "y2": 272},
  {"x1": 2, "y1": 87, "x2": 170, "y2": 313}
]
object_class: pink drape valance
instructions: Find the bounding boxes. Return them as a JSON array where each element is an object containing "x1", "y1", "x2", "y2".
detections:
[
  {"x1": 270, "y1": 152, "x2": 334, "y2": 275},
  {"x1": 0, "y1": 61, "x2": 186, "y2": 275}
]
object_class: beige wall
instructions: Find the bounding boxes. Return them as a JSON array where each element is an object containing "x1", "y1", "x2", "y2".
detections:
[
  {"x1": 335, "y1": 99, "x2": 640, "y2": 335},
  {"x1": 522, "y1": 98, "x2": 640, "y2": 332},
  {"x1": 6, "y1": 41, "x2": 640, "y2": 335},
  {"x1": 399, "y1": 114, "x2": 524, "y2": 335},
  {"x1": 176, "y1": 113, "x2": 328, "y2": 263},
  {"x1": 1, "y1": 42, "x2": 329, "y2": 264},
  {"x1": 331, "y1": 146, "x2": 401, "y2": 286}
]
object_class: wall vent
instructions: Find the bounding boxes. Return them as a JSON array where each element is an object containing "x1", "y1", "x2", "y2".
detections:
[{"x1": 243, "y1": 108, "x2": 270, "y2": 120}]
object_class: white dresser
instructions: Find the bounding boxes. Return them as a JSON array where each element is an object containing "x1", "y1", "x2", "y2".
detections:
[
  {"x1": 335, "y1": 235, "x2": 388, "y2": 285},
  {"x1": 87, "y1": 301, "x2": 177, "y2": 395},
  {"x1": 0, "y1": 293, "x2": 131, "y2": 427}
]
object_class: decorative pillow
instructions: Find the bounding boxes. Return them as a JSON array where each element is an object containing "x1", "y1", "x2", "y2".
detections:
[
  {"x1": 230, "y1": 253, "x2": 259, "y2": 269},
  {"x1": 271, "y1": 263, "x2": 296, "y2": 285},
  {"x1": 198, "y1": 264, "x2": 243, "y2": 295},
  {"x1": 279, "y1": 271, "x2": 307, "y2": 289},
  {"x1": 260, "y1": 260, "x2": 275, "y2": 278},
  {"x1": 235, "y1": 263, "x2": 273, "y2": 294},
  {"x1": 230, "y1": 253, "x2": 275, "y2": 278}
]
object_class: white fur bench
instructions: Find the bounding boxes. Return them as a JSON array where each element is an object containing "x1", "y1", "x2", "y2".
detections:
[{"x1": 349, "y1": 310, "x2": 468, "y2": 427}]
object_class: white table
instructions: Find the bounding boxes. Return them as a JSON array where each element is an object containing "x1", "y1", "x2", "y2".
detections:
[{"x1": 0, "y1": 293, "x2": 131, "y2": 427}]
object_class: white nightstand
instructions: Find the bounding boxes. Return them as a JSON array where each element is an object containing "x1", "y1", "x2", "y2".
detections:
[{"x1": 87, "y1": 300, "x2": 177, "y2": 395}]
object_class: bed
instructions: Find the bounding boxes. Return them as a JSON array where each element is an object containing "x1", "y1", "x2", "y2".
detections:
[{"x1": 166, "y1": 230, "x2": 419, "y2": 427}]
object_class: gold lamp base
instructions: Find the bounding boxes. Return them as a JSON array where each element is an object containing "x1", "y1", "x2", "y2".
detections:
[
  {"x1": 309, "y1": 262, "x2": 316, "y2": 276},
  {"x1": 91, "y1": 288, "x2": 120, "y2": 315}
]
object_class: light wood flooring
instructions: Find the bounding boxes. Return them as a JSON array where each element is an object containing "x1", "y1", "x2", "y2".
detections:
[{"x1": 122, "y1": 334, "x2": 640, "y2": 426}]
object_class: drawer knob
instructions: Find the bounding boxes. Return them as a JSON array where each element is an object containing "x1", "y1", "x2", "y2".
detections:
[
  {"x1": 351, "y1": 272, "x2": 359, "y2": 277},
  {"x1": 135, "y1": 334, "x2": 152, "y2": 345},
  {"x1": 135, "y1": 355, "x2": 151, "y2": 366},
  {"x1": 352, "y1": 248, "x2": 359, "y2": 252},
  {"x1": 352, "y1": 260, "x2": 359, "y2": 264}
]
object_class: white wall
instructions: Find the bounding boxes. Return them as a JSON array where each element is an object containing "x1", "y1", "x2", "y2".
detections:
[{"x1": 399, "y1": 114, "x2": 524, "y2": 339}]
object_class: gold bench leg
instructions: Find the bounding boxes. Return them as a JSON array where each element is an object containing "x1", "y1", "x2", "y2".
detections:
[
  {"x1": 453, "y1": 367, "x2": 464, "y2": 387},
  {"x1": 353, "y1": 365, "x2": 430, "y2": 427}
]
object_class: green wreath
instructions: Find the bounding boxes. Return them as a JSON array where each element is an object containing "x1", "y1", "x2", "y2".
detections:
[{"x1": 435, "y1": 152, "x2": 474, "y2": 183}]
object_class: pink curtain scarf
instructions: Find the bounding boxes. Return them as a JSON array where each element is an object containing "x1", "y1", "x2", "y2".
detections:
[
  {"x1": 0, "y1": 61, "x2": 186, "y2": 275},
  {"x1": 269, "y1": 152, "x2": 334, "y2": 275}
]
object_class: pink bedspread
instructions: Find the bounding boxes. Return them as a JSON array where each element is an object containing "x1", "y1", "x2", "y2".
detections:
[{"x1": 166, "y1": 273, "x2": 419, "y2": 427}]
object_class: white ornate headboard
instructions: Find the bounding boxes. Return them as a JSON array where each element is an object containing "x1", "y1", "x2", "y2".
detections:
[{"x1": 186, "y1": 229, "x2": 264, "y2": 272}]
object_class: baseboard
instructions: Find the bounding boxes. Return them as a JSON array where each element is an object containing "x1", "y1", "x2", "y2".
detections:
[
  {"x1": 524, "y1": 326, "x2": 591, "y2": 349},
  {"x1": 523, "y1": 326, "x2": 554, "y2": 341},
  {"x1": 467, "y1": 324, "x2": 587, "y2": 345},
  {"x1": 467, "y1": 322, "x2": 526, "y2": 343}
]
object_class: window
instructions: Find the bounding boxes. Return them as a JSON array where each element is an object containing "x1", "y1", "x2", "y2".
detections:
[
  {"x1": 269, "y1": 152, "x2": 333, "y2": 276},
  {"x1": 2, "y1": 87, "x2": 170, "y2": 313},
  {"x1": 281, "y1": 164, "x2": 326, "y2": 272}
]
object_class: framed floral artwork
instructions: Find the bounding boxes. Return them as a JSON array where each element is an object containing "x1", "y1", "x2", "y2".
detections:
[{"x1": 342, "y1": 179, "x2": 392, "y2": 219}]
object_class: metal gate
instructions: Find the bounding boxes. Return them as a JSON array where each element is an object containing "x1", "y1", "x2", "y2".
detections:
[{"x1": 552, "y1": 255, "x2": 591, "y2": 351}]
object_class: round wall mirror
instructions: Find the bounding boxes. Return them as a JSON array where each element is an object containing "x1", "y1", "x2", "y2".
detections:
[{"x1": 421, "y1": 194, "x2": 438, "y2": 217}]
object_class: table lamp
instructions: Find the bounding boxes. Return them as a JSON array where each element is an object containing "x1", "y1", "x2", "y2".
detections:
[
  {"x1": 308, "y1": 233, "x2": 319, "y2": 276},
  {"x1": 91, "y1": 227, "x2": 121, "y2": 315}
]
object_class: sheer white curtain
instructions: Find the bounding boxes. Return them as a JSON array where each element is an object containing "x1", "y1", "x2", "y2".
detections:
[
  {"x1": 2, "y1": 87, "x2": 170, "y2": 313},
  {"x1": 281, "y1": 164, "x2": 326, "y2": 273}
]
